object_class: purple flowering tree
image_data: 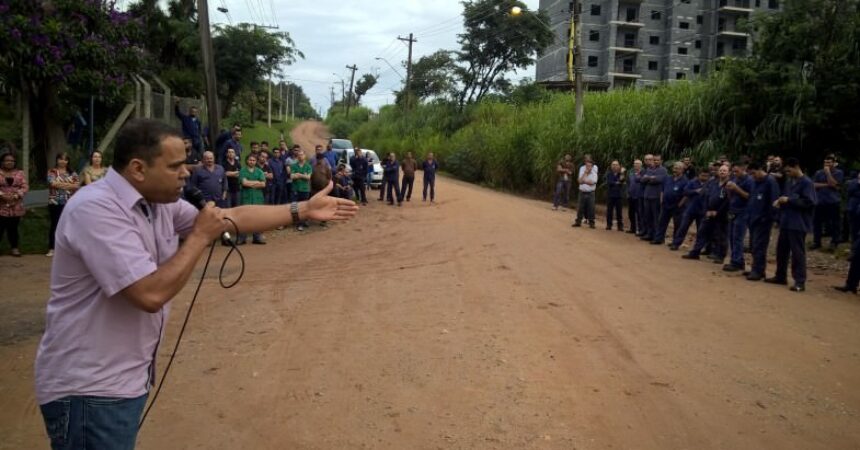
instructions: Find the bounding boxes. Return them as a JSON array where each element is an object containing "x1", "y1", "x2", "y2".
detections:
[{"x1": 0, "y1": 0, "x2": 145, "y2": 172}]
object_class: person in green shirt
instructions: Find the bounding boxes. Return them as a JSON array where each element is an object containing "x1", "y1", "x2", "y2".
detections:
[
  {"x1": 290, "y1": 149, "x2": 313, "y2": 231},
  {"x1": 238, "y1": 154, "x2": 267, "y2": 244}
]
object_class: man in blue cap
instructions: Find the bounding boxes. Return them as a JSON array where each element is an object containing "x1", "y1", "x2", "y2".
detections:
[{"x1": 766, "y1": 157, "x2": 817, "y2": 292}]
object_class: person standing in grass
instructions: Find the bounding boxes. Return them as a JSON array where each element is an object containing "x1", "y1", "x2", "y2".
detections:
[
  {"x1": 0, "y1": 152, "x2": 27, "y2": 257},
  {"x1": 47, "y1": 153, "x2": 80, "y2": 257},
  {"x1": 290, "y1": 149, "x2": 313, "y2": 231},
  {"x1": 238, "y1": 154, "x2": 267, "y2": 245},
  {"x1": 81, "y1": 151, "x2": 107, "y2": 185},
  {"x1": 552, "y1": 154, "x2": 574, "y2": 211}
]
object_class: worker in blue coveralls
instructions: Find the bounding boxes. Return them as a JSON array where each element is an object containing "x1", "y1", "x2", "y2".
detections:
[
  {"x1": 722, "y1": 162, "x2": 754, "y2": 272},
  {"x1": 605, "y1": 160, "x2": 625, "y2": 231},
  {"x1": 652, "y1": 161, "x2": 688, "y2": 245},
  {"x1": 682, "y1": 164, "x2": 731, "y2": 262},
  {"x1": 811, "y1": 154, "x2": 843, "y2": 250},
  {"x1": 382, "y1": 152, "x2": 402, "y2": 207},
  {"x1": 765, "y1": 157, "x2": 817, "y2": 292},
  {"x1": 626, "y1": 159, "x2": 643, "y2": 235},
  {"x1": 639, "y1": 155, "x2": 668, "y2": 242},
  {"x1": 834, "y1": 171, "x2": 860, "y2": 294},
  {"x1": 670, "y1": 167, "x2": 711, "y2": 251},
  {"x1": 745, "y1": 161, "x2": 781, "y2": 281}
]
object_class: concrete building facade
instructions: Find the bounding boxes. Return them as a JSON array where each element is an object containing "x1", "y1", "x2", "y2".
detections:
[{"x1": 536, "y1": 0, "x2": 781, "y2": 89}]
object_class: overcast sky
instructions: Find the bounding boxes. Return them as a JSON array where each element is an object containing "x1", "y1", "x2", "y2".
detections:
[{"x1": 139, "y1": 0, "x2": 541, "y2": 114}]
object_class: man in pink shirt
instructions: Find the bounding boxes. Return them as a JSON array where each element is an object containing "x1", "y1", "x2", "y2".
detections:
[{"x1": 34, "y1": 119, "x2": 358, "y2": 449}]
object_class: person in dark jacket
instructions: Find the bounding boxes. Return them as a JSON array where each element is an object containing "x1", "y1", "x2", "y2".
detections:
[
  {"x1": 766, "y1": 157, "x2": 817, "y2": 292},
  {"x1": 400, "y1": 152, "x2": 418, "y2": 202},
  {"x1": 835, "y1": 172, "x2": 860, "y2": 293},
  {"x1": 683, "y1": 164, "x2": 731, "y2": 261},
  {"x1": 350, "y1": 146, "x2": 370, "y2": 205},
  {"x1": 652, "y1": 162, "x2": 688, "y2": 245},
  {"x1": 174, "y1": 100, "x2": 203, "y2": 157},
  {"x1": 640, "y1": 155, "x2": 668, "y2": 242},
  {"x1": 605, "y1": 160, "x2": 625, "y2": 231},
  {"x1": 382, "y1": 152, "x2": 402, "y2": 206},
  {"x1": 671, "y1": 168, "x2": 710, "y2": 251},
  {"x1": 811, "y1": 154, "x2": 844, "y2": 250},
  {"x1": 745, "y1": 162, "x2": 781, "y2": 281},
  {"x1": 423, "y1": 153, "x2": 439, "y2": 203},
  {"x1": 626, "y1": 159, "x2": 643, "y2": 234},
  {"x1": 723, "y1": 162, "x2": 753, "y2": 272}
]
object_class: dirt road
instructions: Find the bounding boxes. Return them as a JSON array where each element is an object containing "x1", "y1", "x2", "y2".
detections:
[{"x1": 1, "y1": 122, "x2": 859, "y2": 449}]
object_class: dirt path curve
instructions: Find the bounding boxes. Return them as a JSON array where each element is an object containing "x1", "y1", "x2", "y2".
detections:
[
  {"x1": 1, "y1": 121, "x2": 859, "y2": 449},
  {"x1": 291, "y1": 120, "x2": 330, "y2": 151}
]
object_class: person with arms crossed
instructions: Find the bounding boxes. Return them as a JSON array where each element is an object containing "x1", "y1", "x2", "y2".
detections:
[
  {"x1": 572, "y1": 157, "x2": 598, "y2": 228},
  {"x1": 767, "y1": 157, "x2": 816, "y2": 292}
]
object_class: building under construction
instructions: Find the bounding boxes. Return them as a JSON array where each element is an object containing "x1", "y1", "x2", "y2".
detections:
[{"x1": 536, "y1": 0, "x2": 782, "y2": 90}]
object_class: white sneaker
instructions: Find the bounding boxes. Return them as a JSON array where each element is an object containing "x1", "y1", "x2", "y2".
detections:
[{"x1": 46, "y1": 250, "x2": 54, "y2": 257}]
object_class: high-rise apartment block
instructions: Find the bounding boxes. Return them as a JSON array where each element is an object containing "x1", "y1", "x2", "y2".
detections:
[{"x1": 536, "y1": 0, "x2": 782, "y2": 89}]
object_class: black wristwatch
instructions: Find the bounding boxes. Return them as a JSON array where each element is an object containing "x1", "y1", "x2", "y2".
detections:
[{"x1": 290, "y1": 201, "x2": 300, "y2": 224}]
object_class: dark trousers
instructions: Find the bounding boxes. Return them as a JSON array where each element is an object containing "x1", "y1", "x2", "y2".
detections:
[
  {"x1": 575, "y1": 191, "x2": 596, "y2": 224},
  {"x1": 353, "y1": 177, "x2": 367, "y2": 204},
  {"x1": 642, "y1": 198, "x2": 660, "y2": 239},
  {"x1": 272, "y1": 180, "x2": 288, "y2": 205},
  {"x1": 749, "y1": 219, "x2": 773, "y2": 276},
  {"x1": 845, "y1": 237, "x2": 860, "y2": 290},
  {"x1": 728, "y1": 211, "x2": 749, "y2": 267},
  {"x1": 423, "y1": 176, "x2": 436, "y2": 201},
  {"x1": 690, "y1": 216, "x2": 728, "y2": 259},
  {"x1": 378, "y1": 178, "x2": 387, "y2": 200},
  {"x1": 606, "y1": 197, "x2": 623, "y2": 229},
  {"x1": 48, "y1": 204, "x2": 65, "y2": 250},
  {"x1": 0, "y1": 216, "x2": 21, "y2": 248},
  {"x1": 283, "y1": 183, "x2": 293, "y2": 206},
  {"x1": 672, "y1": 211, "x2": 703, "y2": 247},
  {"x1": 385, "y1": 178, "x2": 401, "y2": 204},
  {"x1": 400, "y1": 176, "x2": 414, "y2": 201},
  {"x1": 40, "y1": 393, "x2": 148, "y2": 450},
  {"x1": 226, "y1": 190, "x2": 239, "y2": 208},
  {"x1": 654, "y1": 205, "x2": 682, "y2": 243},
  {"x1": 293, "y1": 191, "x2": 310, "y2": 227},
  {"x1": 553, "y1": 180, "x2": 570, "y2": 208},
  {"x1": 775, "y1": 229, "x2": 807, "y2": 284},
  {"x1": 813, "y1": 203, "x2": 842, "y2": 246},
  {"x1": 627, "y1": 197, "x2": 641, "y2": 234}
]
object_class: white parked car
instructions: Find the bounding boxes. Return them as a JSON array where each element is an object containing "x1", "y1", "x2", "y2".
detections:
[{"x1": 332, "y1": 147, "x2": 384, "y2": 189}]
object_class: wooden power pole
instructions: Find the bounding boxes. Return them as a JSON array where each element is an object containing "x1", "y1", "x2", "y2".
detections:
[
  {"x1": 198, "y1": 0, "x2": 220, "y2": 147},
  {"x1": 398, "y1": 33, "x2": 417, "y2": 109},
  {"x1": 345, "y1": 64, "x2": 358, "y2": 117}
]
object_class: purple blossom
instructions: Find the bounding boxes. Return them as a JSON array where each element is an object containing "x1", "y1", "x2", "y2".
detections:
[
  {"x1": 34, "y1": 54, "x2": 45, "y2": 67},
  {"x1": 63, "y1": 64, "x2": 74, "y2": 74},
  {"x1": 0, "y1": 3, "x2": 9, "y2": 14},
  {"x1": 31, "y1": 34, "x2": 49, "y2": 47},
  {"x1": 49, "y1": 46, "x2": 62, "y2": 59},
  {"x1": 10, "y1": 28, "x2": 21, "y2": 40}
]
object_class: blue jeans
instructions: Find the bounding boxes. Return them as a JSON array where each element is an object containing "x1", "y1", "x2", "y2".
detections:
[
  {"x1": 40, "y1": 394, "x2": 148, "y2": 450},
  {"x1": 553, "y1": 180, "x2": 569, "y2": 208},
  {"x1": 729, "y1": 211, "x2": 748, "y2": 267}
]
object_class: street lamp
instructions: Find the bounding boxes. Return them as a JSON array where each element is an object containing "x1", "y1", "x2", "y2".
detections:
[{"x1": 374, "y1": 57, "x2": 405, "y2": 81}]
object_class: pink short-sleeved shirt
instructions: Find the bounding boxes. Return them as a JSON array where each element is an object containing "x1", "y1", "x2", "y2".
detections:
[{"x1": 34, "y1": 168, "x2": 198, "y2": 405}]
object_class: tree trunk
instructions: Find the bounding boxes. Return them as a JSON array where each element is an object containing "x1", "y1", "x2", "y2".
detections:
[{"x1": 30, "y1": 84, "x2": 68, "y2": 178}]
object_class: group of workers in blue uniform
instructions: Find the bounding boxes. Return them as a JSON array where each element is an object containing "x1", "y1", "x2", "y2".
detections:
[{"x1": 569, "y1": 152, "x2": 860, "y2": 294}]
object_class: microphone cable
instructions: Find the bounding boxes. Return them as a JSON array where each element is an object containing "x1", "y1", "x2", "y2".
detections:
[{"x1": 138, "y1": 217, "x2": 244, "y2": 430}]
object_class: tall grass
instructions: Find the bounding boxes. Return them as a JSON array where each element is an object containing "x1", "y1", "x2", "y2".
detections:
[{"x1": 352, "y1": 81, "x2": 738, "y2": 195}]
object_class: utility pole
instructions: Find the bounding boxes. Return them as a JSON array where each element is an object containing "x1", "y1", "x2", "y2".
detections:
[
  {"x1": 279, "y1": 82, "x2": 283, "y2": 120},
  {"x1": 267, "y1": 76, "x2": 272, "y2": 128},
  {"x1": 398, "y1": 33, "x2": 417, "y2": 109},
  {"x1": 573, "y1": 1, "x2": 584, "y2": 123},
  {"x1": 345, "y1": 64, "x2": 358, "y2": 117},
  {"x1": 291, "y1": 86, "x2": 295, "y2": 120},
  {"x1": 330, "y1": 86, "x2": 335, "y2": 109},
  {"x1": 197, "y1": 0, "x2": 220, "y2": 149}
]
